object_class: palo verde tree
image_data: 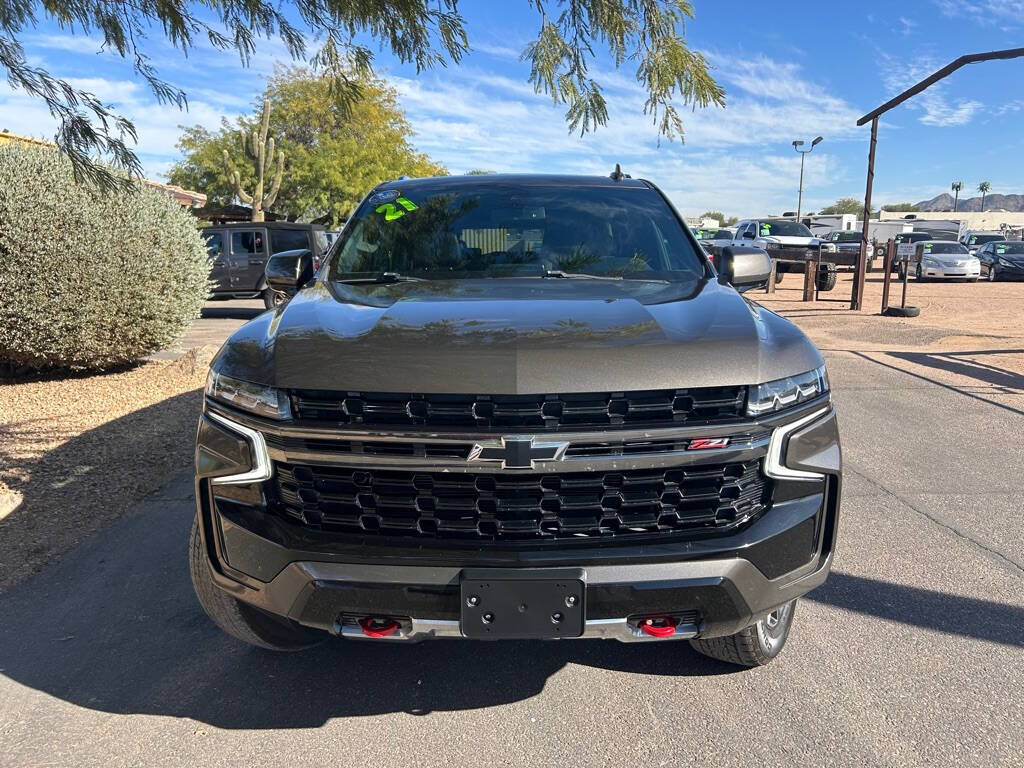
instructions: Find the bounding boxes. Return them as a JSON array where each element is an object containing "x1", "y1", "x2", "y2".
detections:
[
  {"x1": 0, "y1": 1, "x2": 725, "y2": 188},
  {"x1": 170, "y1": 66, "x2": 447, "y2": 225},
  {"x1": 223, "y1": 99, "x2": 285, "y2": 222}
]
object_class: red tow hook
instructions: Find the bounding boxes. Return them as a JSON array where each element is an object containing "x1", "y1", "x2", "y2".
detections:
[
  {"x1": 639, "y1": 616, "x2": 679, "y2": 638},
  {"x1": 358, "y1": 617, "x2": 401, "y2": 638}
]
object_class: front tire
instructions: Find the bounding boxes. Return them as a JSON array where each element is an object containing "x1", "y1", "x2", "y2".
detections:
[
  {"x1": 189, "y1": 519, "x2": 323, "y2": 651},
  {"x1": 689, "y1": 600, "x2": 797, "y2": 667},
  {"x1": 988, "y1": 266, "x2": 997, "y2": 282}
]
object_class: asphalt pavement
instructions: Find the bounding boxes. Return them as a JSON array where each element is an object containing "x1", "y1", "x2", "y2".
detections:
[{"x1": 2, "y1": 339, "x2": 1022, "y2": 766}]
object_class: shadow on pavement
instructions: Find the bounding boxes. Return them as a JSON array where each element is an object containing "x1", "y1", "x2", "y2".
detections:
[
  {"x1": 852, "y1": 351, "x2": 1024, "y2": 417},
  {"x1": 806, "y1": 571, "x2": 1024, "y2": 649},
  {"x1": 887, "y1": 349, "x2": 1024, "y2": 392},
  {"x1": 0, "y1": 389, "x2": 203, "y2": 592}
]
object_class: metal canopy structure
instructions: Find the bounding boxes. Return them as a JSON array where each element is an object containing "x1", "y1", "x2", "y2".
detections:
[{"x1": 850, "y1": 47, "x2": 1024, "y2": 310}]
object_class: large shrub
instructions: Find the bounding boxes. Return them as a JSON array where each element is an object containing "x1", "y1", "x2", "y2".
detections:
[{"x1": 0, "y1": 145, "x2": 211, "y2": 371}]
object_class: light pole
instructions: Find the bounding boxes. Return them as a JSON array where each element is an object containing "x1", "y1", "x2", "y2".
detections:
[{"x1": 792, "y1": 136, "x2": 823, "y2": 221}]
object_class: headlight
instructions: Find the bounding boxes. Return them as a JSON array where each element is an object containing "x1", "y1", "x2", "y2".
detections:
[
  {"x1": 764, "y1": 242, "x2": 781, "y2": 250},
  {"x1": 998, "y1": 257, "x2": 1013, "y2": 267},
  {"x1": 747, "y1": 366, "x2": 829, "y2": 416},
  {"x1": 922, "y1": 258, "x2": 940, "y2": 268},
  {"x1": 205, "y1": 370, "x2": 291, "y2": 420}
]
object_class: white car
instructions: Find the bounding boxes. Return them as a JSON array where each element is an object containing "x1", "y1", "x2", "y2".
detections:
[{"x1": 899, "y1": 241, "x2": 980, "y2": 281}]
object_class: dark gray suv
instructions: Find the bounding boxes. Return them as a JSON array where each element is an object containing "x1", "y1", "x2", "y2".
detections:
[{"x1": 191, "y1": 173, "x2": 841, "y2": 667}]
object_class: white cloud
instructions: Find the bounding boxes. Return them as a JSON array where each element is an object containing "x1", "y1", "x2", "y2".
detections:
[
  {"x1": 25, "y1": 34, "x2": 108, "y2": 55},
  {"x1": 935, "y1": 0, "x2": 1024, "y2": 26},
  {"x1": 879, "y1": 53, "x2": 983, "y2": 127},
  {"x1": 385, "y1": 51, "x2": 863, "y2": 215},
  {"x1": 0, "y1": 77, "x2": 245, "y2": 179}
]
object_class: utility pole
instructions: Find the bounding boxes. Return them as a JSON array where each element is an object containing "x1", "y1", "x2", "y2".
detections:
[{"x1": 792, "y1": 136, "x2": 823, "y2": 221}]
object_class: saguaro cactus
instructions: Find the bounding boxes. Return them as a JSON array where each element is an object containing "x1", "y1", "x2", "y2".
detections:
[{"x1": 223, "y1": 99, "x2": 284, "y2": 222}]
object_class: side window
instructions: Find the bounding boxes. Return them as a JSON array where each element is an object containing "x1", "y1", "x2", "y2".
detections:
[
  {"x1": 269, "y1": 228, "x2": 310, "y2": 255},
  {"x1": 231, "y1": 230, "x2": 265, "y2": 255},
  {"x1": 205, "y1": 232, "x2": 223, "y2": 258}
]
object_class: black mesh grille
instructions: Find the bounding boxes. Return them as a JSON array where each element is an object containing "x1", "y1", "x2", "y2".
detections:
[
  {"x1": 274, "y1": 460, "x2": 771, "y2": 542},
  {"x1": 289, "y1": 388, "x2": 747, "y2": 431}
]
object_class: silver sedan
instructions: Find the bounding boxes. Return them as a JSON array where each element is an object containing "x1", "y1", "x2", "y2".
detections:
[{"x1": 912, "y1": 242, "x2": 980, "y2": 281}]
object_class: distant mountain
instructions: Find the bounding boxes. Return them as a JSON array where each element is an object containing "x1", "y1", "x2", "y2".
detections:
[{"x1": 915, "y1": 192, "x2": 1024, "y2": 212}]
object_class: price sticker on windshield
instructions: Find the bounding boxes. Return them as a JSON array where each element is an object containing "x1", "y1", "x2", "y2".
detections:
[
  {"x1": 375, "y1": 195, "x2": 419, "y2": 221},
  {"x1": 997, "y1": 245, "x2": 1007, "y2": 254},
  {"x1": 760, "y1": 224, "x2": 771, "y2": 236}
]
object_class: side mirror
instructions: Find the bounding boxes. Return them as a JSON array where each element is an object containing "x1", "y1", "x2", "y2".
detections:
[
  {"x1": 719, "y1": 246, "x2": 771, "y2": 292},
  {"x1": 265, "y1": 249, "x2": 314, "y2": 294},
  {"x1": 742, "y1": 230, "x2": 755, "y2": 239}
]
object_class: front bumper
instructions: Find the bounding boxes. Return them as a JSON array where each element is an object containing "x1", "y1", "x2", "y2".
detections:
[
  {"x1": 921, "y1": 263, "x2": 980, "y2": 279},
  {"x1": 194, "y1": 399, "x2": 841, "y2": 642}
]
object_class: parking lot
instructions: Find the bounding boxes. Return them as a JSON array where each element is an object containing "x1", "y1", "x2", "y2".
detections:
[{"x1": 2, "y1": 279, "x2": 1022, "y2": 766}]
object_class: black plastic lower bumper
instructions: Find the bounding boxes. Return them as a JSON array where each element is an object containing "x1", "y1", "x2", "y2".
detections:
[{"x1": 197, "y1": 481, "x2": 837, "y2": 640}]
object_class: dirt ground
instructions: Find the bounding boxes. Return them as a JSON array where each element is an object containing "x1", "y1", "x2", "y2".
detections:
[
  {"x1": 0, "y1": 348, "x2": 214, "y2": 592},
  {"x1": 758, "y1": 271, "x2": 1024, "y2": 404}
]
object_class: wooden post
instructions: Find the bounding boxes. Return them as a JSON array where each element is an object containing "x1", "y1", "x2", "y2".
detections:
[
  {"x1": 851, "y1": 116, "x2": 878, "y2": 310},
  {"x1": 880, "y1": 239, "x2": 895, "y2": 312},
  {"x1": 766, "y1": 259, "x2": 777, "y2": 294},
  {"x1": 803, "y1": 260, "x2": 815, "y2": 301}
]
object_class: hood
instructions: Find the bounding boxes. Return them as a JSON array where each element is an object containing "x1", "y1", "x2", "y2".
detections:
[
  {"x1": 213, "y1": 278, "x2": 823, "y2": 394},
  {"x1": 925, "y1": 252, "x2": 974, "y2": 264},
  {"x1": 761, "y1": 235, "x2": 818, "y2": 246}
]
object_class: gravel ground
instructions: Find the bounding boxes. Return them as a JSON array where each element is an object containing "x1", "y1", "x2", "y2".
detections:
[{"x1": 0, "y1": 348, "x2": 214, "y2": 592}]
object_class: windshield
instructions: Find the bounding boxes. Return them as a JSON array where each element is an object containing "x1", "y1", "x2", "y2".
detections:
[
  {"x1": 833, "y1": 232, "x2": 860, "y2": 242},
  {"x1": 758, "y1": 220, "x2": 812, "y2": 238},
  {"x1": 330, "y1": 182, "x2": 705, "y2": 282},
  {"x1": 968, "y1": 234, "x2": 1003, "y2": 246},
  {"x1": 899, "y1": 233, "x2": 930, "y2": 243},
  {"x1": 922, "y1": 243, "x2": 969, "y2": 255},
  {"x1": 995, "y1": 243, "x2": 1024, "y2": 255}
]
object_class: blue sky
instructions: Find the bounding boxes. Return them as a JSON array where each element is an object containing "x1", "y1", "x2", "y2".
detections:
[{"x1": 2, "y1": 0, "x2": 1022, "y2": 216}]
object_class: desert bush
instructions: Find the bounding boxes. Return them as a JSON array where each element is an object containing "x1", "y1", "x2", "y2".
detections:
[{"x1": 0, "y1": 145, "x2": 211, "y2": 372}]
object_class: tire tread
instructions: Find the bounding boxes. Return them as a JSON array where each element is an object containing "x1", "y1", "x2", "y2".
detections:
[{"x1": 189, "y1": 519, "x2": 321, "y2": 651}]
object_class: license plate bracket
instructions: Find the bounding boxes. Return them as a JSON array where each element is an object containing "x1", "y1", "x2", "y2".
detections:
[{"x1": 460, "y1": 569, "x2": 585, "y2": 639}]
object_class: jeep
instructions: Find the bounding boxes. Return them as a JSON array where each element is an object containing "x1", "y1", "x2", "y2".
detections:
[
  {"x1": 203, "y1": 221, "x2": 329, "y2": 308},
  {"x1": 191, "y1": 173, "x2": 841, "y2": 667}
]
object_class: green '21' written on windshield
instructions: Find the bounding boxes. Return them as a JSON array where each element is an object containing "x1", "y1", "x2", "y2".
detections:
[{"x1": 376, "y1": 197, "x2": 419, "y2": 221}]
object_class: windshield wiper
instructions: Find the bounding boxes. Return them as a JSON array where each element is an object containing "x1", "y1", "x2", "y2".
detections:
[
  {"x1": 542, "y1": 269, "x2": 670, "y2": 283},
  {"x1": 337, "y1": 272, "x2": 425, "y2": 284},
  {"x1": 542, "y1": 269, "x2": 624, "y2": 281}
]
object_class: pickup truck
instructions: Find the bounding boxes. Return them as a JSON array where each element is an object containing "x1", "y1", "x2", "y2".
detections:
[{"x1": 731, "y1": 218, "x2": 837, "y2": 288}]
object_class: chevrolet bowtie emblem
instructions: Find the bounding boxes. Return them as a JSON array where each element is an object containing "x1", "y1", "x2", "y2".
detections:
[{"x1": 468, "y1": 436, "x2": 569, "y2": 469}]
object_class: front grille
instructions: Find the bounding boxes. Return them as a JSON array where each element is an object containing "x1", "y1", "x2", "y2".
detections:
[
  {"x1": 274, "y1": 460, "x2": 771, "y2": 542},
  {"x1": 289, "y1": 387, "x2": 747, "y2": 431}
]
